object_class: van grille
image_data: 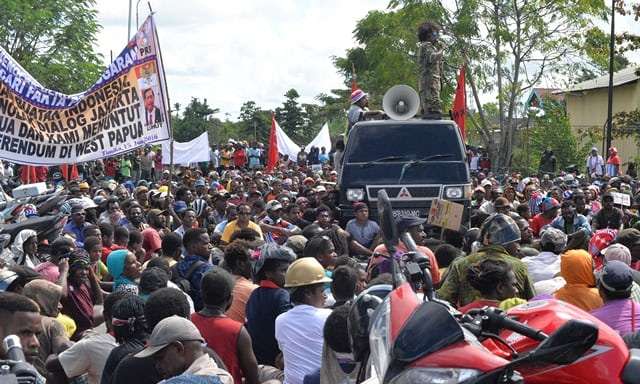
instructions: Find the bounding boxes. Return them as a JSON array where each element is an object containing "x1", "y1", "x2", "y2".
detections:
[{"x1": 367, "y1": 185, "x2": 442, "y2": 201}]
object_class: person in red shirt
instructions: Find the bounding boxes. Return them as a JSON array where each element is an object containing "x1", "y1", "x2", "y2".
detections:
[
  {"x1": 529, "y1": 197, "x2": 560, "y2": 238},
  {"x1": 104, "y1": 159, "x2": 117, "y2": 178},
  {"x1": 191, "y1": 268, "x2": 261, "y2": 384},
  {"x1": 458, "y1": 258, "x2": 518, "y2": 313},
  {"x1": 233, "y1": 145, "x2": 248, "y2": 169}
]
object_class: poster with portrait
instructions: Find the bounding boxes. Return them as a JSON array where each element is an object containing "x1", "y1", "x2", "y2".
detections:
[{"x1": 0, "y1": 15, "x2": 170, "y2": 164}]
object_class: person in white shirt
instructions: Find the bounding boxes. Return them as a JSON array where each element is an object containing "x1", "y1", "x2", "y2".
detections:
[
  {"x1": 522, "y1": 227, "x2": 567, "y2": 283},
  {"x1": 275, "y1": 258, "x2": 332, "y2": 384},
  {"x1": 586, "y1": 147, "x2": 604, "y2": 180}
]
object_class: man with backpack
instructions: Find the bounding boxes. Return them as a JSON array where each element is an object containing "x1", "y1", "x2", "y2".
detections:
[{"x1": 174, "y1": 228, "x2": 214, "y2": 311}]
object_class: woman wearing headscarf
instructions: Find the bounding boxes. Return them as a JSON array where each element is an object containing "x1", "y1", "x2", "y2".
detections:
[
  {"x1": 11, "y1": 229, "x2": 38, "y2": 267},
  {"x1": 107, "y1": 249, "x2": 141, "y2": 295},
  {"x1": 554, "y1": 250, "x2": 603, "y2": 312},
  {"x1": 23, "y1": 279, "x2": 72, "y2": 376},
  {"x1": 61, "y1": 249, "x2": 104, "y2": 341},
  {"x1": 589, "y1": 228, "x2": 618, "y2": 269}
]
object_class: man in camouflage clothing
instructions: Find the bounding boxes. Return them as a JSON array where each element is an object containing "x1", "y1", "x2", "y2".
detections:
[
  {"x1": 417, "y1": 21, "x2": 443, "y2": 118},
  {"x1": 437, "y1": 213, "x2": 535, "y2": 307}
]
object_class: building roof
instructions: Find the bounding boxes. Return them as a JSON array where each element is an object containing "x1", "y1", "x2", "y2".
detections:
[
  {"x1": 525, "y1": 88, "x2": 564, "y2": 107},
  {"x1": 563, "y1": 66, "x2": 640, "y2": 93}
]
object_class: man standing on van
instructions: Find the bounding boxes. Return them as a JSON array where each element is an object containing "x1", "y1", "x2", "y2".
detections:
[
  {"x1": 418, "y1": 21, "x2": 443, "y2": 118},
  {"x1": 347, "y1": 89, "x2": 383, "y2": 132}
]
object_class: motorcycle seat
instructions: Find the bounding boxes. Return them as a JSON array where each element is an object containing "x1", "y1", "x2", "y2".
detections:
[{"x1": 622, "y1": 348, "x2": 640, "y2": 384}]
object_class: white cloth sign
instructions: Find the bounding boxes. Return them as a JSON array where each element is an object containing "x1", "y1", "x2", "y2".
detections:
[
  {"x1": 161, "y1": 132, "x2": 210, "y2": 165},
  {"x1": 305, "y1": 123, "x2": 332, "y2": 153},
  {"x1": 275, "y1": 120, "x2": 301, "y2": 160}
]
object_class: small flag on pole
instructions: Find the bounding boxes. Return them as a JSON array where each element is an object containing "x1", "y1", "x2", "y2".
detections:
[{"x1": 351, "y1": 62, "x2": 358, "y2": 93}]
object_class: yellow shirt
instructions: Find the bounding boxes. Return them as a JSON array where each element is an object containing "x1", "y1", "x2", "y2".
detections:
[{"x1": 221, "y1": 220, "x2": 263, "y2": 243}]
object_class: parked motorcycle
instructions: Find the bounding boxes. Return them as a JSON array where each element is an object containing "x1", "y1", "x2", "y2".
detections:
[{"x1": 349, "y1": 190, "x2": 640, "y2": 383}]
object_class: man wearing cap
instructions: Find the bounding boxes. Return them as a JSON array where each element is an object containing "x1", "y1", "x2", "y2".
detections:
[
  {"x1": 347, "y1": 89, "x2": 384, "y2": 133},
  {"x1": 275, "y1": 258, "x2": 332, "y2": 384},
  {"x1": 529, "y1": 197, "x2": 560, "y2": 238},
  {"x1": 370, "y1": 216, "x2": 440, "y2": 284},
  {"x1": 591, "y1": 261, "x2": 640, "y2": 336},
  {"x1": 135, "y1": 315, "x2": 232, "y2": 383},
  {"x1": 522, "y1": 227, "x2": 566, "y2": 283},
  {"x1": 346, "y1": 202, "x2": 380, "y2": 257},
  {"x1": 593, "y1": 192, "x2": 624, "y2": 231},
  {"x1": 471, "y1": 186, "x2": 486, "y2": 210},
  {"x1": 260, "y1": 200, "x2": 301, "y2": 245}
]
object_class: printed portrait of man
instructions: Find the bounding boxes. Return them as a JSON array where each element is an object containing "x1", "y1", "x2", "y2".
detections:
[{"x1": 143, "y1": 87, "x2": 163, "y2": 126}]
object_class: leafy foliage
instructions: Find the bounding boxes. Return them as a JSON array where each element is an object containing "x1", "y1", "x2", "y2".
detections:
[
  {"x1": 512, "y1": 100, "x2": 581, "y2": 173},
  {"x1": 172, "y1": 98, "x2": 220, "y2": 143},
  {"x1": 0, "y1": 0, "x2": 103, "y2": 93},
  {"x1": 238, "y1": 101, "x2": 271, "y2": 144}
]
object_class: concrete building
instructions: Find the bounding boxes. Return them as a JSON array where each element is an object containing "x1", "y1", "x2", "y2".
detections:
[{"x1": 561, "y1": 66, "x2": 640, "y2": 164}]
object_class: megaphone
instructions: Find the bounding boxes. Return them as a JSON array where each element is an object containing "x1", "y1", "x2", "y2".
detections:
[{"x1": 382, "y1": 85, "x2": 420, "y2": 121}]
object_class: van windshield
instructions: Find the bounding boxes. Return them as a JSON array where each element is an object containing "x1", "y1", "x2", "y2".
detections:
[{"x1": 346, "y1": 123, "x2": 464, "y2": 163}]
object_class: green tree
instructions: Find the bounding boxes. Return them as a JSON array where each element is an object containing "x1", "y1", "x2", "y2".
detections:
[
  {"x1": 512, "y1": 100, "x2": 581, "y2": 174},
  {"x1": 335, "y1": 0, "x2": 609, "y2": 170},
  {"x1": 173, "y1": 98, "x2": 219, "y2": 142},
  {"x1": 0, "y1": 0, "x2": 103, "y2": 93},
  {"x1": 238, "y1": 101, "x2": 271, "y2": 144},
  {"x1": 275, "y1": 89, "x2": 306, "y2": 141}
]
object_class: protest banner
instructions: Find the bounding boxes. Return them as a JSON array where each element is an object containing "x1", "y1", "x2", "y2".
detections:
[
  {"x1": 611, "y1": 192, "x2": 631, "y2": 207},
  {"x1": 161, "y1": 132, "x2": 210, "y2": 165},
  {"x1": 0, "y1": 15, "x2": 170, "y2": 165},
  {"x1": 427, "y1": 198, "x2": 464, "y2": 231}
]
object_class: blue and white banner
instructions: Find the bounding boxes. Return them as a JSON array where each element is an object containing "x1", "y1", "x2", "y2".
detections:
[{"x1": 0, "y1": 15, "x2": 170, "y2": 165}]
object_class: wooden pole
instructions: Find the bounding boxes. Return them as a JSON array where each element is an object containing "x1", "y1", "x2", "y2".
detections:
[{"x1": 147, "y1": 2, "x2": 175, "y2": 194}]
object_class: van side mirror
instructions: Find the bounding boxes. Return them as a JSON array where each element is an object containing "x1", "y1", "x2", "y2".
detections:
[{"x1": 529, "y1": 319, "x2": 598, "y2": 365}]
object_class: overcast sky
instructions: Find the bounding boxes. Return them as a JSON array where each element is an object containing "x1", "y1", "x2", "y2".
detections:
[
  {"x1": 93, "y1": 1, "x2": 640, "y2": 120},
  {"x1": 94, "y1": 0, "x2": 388, "y2": 120}
]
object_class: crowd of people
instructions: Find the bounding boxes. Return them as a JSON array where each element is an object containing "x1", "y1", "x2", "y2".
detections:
[{"x1": 2, "y1": 139, "x2": 640, "y2": 384}]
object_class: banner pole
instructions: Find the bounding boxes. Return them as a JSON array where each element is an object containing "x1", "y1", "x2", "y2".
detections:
[{"x1": 147, "y1": 3, "x2": 175, "y2": 195}]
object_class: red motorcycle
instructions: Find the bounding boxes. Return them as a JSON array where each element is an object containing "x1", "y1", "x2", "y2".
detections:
[{"x1": 349, "y1": 190, "x2": 640, "y2": 383}]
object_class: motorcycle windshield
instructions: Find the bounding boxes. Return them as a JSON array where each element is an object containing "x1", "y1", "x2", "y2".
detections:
[{"x1": 392, "y1": 301, "x2": 465, "y2": 362}]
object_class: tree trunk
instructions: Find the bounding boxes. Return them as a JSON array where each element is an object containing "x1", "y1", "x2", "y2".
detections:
[{"x1": 494, "y1": 0, "x2": 506, "y2": 171}]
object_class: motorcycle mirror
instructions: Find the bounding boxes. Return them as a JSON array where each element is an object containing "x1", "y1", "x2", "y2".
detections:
[
  {"x1": 377, "y1": 189, "x2": 398, "y2": 252},
  {"x1": 528, "y1": 319, "x2": 598, "y2": 365}
]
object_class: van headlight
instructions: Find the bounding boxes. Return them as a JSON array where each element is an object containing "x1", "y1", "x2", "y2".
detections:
[
  {"x1": 347, "y1": 188, "x2": 365, "y2": 202},
  {"x1": 444, "y1": 186, "x2": 464, "y2": 199},
  {"x1": 389, "y1": 368, "x2": 480, "y2": 383}
]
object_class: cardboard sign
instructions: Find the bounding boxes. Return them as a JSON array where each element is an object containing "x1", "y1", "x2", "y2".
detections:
[
  {"x1": 611, "y1": 192, "x2": 631, "y2": 207},
  {"x1": 427, "y1": 199, "x2": 464, "y2": 231}
]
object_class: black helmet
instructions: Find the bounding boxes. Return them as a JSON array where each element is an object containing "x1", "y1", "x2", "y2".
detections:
[{"x1": 348, "y1": 284, "x2": 392, "y2": 362}]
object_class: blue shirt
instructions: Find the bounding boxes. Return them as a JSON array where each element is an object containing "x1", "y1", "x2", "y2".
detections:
[
  {"x1": 63, "y1": 221, "x2": 89, "y2": 244},
  {"x1": 176, "y1": 255, "x2": 214, "y2": 311},
  {"x1": 550, "y1": 214, "x2": 592, "y2": 236},
  {"x1": 246, "y1": 283, "x2": 292, "y2": 365}
]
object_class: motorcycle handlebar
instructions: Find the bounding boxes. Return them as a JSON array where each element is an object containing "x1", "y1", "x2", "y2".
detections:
[{"x1": 489, "y1": 310, "x2": 548, "y2": 341}]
